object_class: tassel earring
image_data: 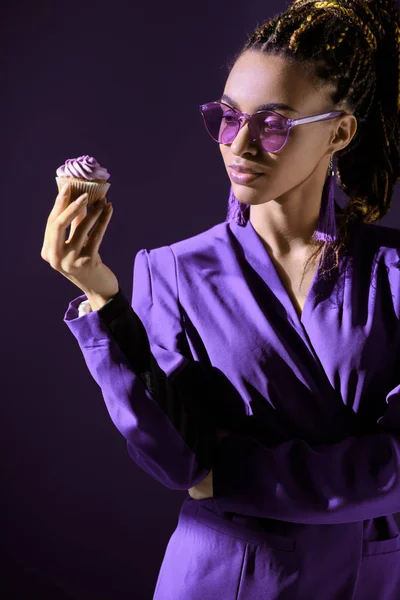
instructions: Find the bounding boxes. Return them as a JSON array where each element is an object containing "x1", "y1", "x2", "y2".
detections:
[
  {"x1": 311, "y1": 154, "x2": 338, "y2": 243},
  {"x1": 226, "y1": 185, "x2": 249, "y2": 226},
  {"x1": 226, "y1": 154, "x2": 339, "y2": 236}
]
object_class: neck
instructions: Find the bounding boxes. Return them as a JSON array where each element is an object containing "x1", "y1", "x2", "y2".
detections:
[
  {"x1": 248, "y1": 164, "x2": 334, "y2": 256},
  {"x1": 249, "y1": 201, "x2": 322, "y2": 257}
]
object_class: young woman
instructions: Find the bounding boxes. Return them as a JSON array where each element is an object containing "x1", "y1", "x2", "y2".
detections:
[{"x1": 41, "y1": 0, "x2": 400, "y2": 598}]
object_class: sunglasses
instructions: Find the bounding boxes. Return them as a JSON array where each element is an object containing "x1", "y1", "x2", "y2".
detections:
[{"x1": 199, "y1": 101, "x2": 348, "y2": 153}]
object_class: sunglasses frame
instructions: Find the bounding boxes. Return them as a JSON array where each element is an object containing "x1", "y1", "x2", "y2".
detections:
[{"x1": 199, "y1": 100, "x2": 349, "y2": 153}]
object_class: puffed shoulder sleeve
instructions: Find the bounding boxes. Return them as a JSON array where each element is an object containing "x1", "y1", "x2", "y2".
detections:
[{"x1": 63, "y1": 247, "x2": 218, "y2": 489}]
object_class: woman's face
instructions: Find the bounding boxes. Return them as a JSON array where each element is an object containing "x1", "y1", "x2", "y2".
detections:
[{"x1": 219, "y1": 50, "x2": 353, "y2": 208}]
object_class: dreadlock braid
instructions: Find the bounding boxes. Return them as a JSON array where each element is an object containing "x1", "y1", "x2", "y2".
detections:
[{"x1": 226, "y1": 0, "x2": 400, "y2": 277}]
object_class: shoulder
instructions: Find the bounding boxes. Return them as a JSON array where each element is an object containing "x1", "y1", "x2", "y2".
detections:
[
  {"x1": 132, "y1": 221, "x2": 231, "y2": 286},
  {"x1": 138, "y1": 221, "x2": 231, "y2": 262},
  {"x1": 352, "y1": 222, "x2": 400, "y2": 268},
  {"x1": 169, "y1": 221, "x2": 231, "y2": 256}
]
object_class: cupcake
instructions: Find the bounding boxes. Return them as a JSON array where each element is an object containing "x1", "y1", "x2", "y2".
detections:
[{"x1": 55, "y1": 154, "x2": 110, "y2": 205}]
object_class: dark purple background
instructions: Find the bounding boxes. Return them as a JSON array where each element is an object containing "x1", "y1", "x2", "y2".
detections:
[{"x1": 2, "y1": 1, "x2": 399, "y2": 598}]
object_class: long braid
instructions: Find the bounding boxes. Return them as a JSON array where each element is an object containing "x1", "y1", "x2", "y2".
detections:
[{"x1": 227, "y1": 0, "x2": 400, "y2": 277}]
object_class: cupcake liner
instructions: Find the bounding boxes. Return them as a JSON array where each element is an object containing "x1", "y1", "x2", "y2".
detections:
[{"x1": 56, "y1": 176, "x2": 111, "y2": 205}]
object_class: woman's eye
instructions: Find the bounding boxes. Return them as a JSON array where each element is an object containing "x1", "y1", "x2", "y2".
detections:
[{"x1": 264, "y1": 121, "x2": 284, "y2": 129}]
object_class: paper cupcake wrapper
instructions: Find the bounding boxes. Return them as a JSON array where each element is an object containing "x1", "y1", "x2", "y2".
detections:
[{"x1": 56, "y1": 176, "x2": 111, "y2": 205}]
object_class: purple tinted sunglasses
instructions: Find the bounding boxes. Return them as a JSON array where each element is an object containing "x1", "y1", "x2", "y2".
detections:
[{"x1": 199, "y1": 101, "x2": 347, "y2": 153}]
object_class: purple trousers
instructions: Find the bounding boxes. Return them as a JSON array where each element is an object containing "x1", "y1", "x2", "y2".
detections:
[{"x1": 153, "y1": 497, "x2": 400, "y2": 600}]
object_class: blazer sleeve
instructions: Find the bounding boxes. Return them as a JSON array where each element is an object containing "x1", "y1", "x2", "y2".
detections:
[
  {"x1": 63, "y1": 246, "x2": 218, "y2": 490},
  {"x1": 212, "y1": 380, "x2": 400, "y2": 524}
]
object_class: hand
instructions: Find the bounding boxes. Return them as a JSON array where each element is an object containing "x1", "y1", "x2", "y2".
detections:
[
  {"x1": 188, "y1": 469, "x2": 213, "y2": 500},
  {"x1": 187, "y1": 427, "x2": 230, "y2": 500},
  {"x1": 41, "y1": 183, "x2": 119, "y2": 304}
]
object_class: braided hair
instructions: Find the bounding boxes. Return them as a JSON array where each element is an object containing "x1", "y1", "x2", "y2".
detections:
[{"x1": 226, "y1": 0, "x2": 400, "y2": 276}]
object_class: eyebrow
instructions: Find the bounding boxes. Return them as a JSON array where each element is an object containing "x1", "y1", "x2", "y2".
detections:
[{"x1": 220, "y1": 93, "x2": 299, "y2": 114}]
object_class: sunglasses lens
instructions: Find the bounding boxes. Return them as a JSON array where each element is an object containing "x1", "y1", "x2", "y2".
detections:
[
  {"x1": 200, "y1": 103, "x2": 239, "y2": 144},
  {"x1": 201, "y1": 103, "x2": 289, "y2": 152},
  {"x1": 258, "y1": 113, "x2": 289, "y2": 152}
]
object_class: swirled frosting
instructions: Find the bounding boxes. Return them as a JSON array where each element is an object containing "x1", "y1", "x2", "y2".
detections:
[{"x1": 56, "y1": 155, "x2": 110, "y2": 181}]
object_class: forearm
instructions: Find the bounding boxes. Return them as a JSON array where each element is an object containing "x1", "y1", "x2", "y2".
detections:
[
  {"x1": 65, "y1": 289, "x2": 219, "y2": 489},
  {"x1": 212, "y1": 431, "x2": 400, "y2": 524}
]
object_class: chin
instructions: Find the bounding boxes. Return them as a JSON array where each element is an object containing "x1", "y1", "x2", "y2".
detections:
[
  {"x1": 232, "y1": 185, "x2": 273, "y2": 207},
  {"x1": 231, "y1": 184, "x2": 262, "y2": 198}
]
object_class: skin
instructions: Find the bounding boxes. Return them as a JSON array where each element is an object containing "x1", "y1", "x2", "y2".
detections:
[
  {"x1": 41, "y1": 191, "x2": 119, "y2": 310},
  {"x1": 188, "y1": 428, "x2": 229, "y2": 500},
  {"x1": 221, "y1": 50, "x2": 358, "y2": 258},
  {"x1": 188, "y1": 49, "x2": 358, "y2": 501}
]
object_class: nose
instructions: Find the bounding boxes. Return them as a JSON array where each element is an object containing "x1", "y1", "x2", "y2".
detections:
[{"x1": 230, "y1": 118, "x2": 259, "y2": 155}]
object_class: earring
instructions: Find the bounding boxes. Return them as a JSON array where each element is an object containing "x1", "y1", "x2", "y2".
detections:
[
  {"x1": 311, "y1": 154, "x2": 338, "y2": 243},
  {"x1": 226, "y1": 154, "x2": 339, "y2": 237},
  {"x1": 226, "y1": 185, "x2": 250, "y2": 226}
]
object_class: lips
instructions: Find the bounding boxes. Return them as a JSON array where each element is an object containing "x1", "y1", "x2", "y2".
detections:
[
  {"x1": 229, "y1": 164, "x2": 262, "y2": 174},
  {"x1": 229, "y1": 168, "x2": 262, "y2": 184}
]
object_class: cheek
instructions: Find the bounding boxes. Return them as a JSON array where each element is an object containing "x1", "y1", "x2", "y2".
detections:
[
  {"x1": 219, "y1": 145, "x2": 228, "y2": 162},
  {"x1": 273, "y1": 130, "x2": 316, "y2": 170},
  {"x1": 261, "y1": 144, "x2": 309, "y2": 189},
  {"x1": 289, "y1": 126, "x2": 324, "y2": 156}
]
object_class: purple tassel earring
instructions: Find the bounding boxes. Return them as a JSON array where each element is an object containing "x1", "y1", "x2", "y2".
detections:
[
  {"x1": 226, "y1": 185, "x2": 249, "y2": 226},
  {"x1": 311, "y1": 154, "x2": 338, "y2": 243},
  {"x1": 226, "y1": 154, "x2": 338, "y2": 237}
]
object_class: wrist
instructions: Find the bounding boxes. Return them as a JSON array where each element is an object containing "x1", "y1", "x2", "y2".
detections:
[{"x1": 85, "y1": 288, "x2": 120, "y2": 311}]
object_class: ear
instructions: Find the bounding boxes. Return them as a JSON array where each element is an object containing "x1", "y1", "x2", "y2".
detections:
[{"x1": 330, "y1": 113, "x2": 358, "y2": 154}]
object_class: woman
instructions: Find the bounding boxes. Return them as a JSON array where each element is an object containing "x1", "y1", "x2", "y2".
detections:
[{"x1": 41, "y1": 0, "x2": 400, "y2": 598}]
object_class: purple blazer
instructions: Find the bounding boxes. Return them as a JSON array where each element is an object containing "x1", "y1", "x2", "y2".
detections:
[{"x1": 64, "y1": 217, "x2": 400, "y2": 599}]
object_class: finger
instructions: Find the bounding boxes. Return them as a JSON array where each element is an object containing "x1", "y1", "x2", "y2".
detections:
[
  {"x1": 45, "y1": 193, "x2": 89, "y2": 261},
  {"x1": 47, "y1": 182, "x2": 72, "y2": 223},
  {"x1": 67, "y1": 204, "x2": 88, "y2": 243},
  {"x1": 84, "y1": 203, "x2": 113, "y2": 255},
  {"x1": 66, "y1": 198, "x2": 107, "y2": 254}
]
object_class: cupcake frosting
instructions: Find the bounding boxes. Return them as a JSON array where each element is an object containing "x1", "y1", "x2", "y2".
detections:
[{"x1": 56, "y1": 155, "x2": 110, "y2": 181}]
